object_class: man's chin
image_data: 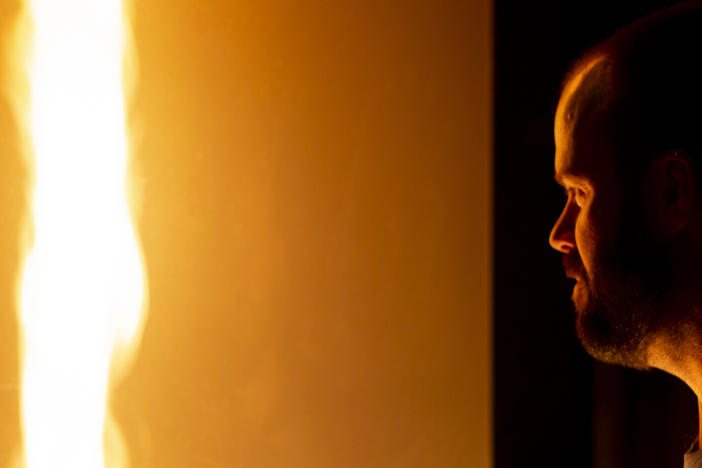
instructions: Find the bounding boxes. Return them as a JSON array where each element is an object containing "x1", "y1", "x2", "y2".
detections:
[{"x1": 574, "y1": 297, "x2": 651, "y2": 370}]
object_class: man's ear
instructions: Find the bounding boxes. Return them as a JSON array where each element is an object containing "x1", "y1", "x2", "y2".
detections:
[{"x1": 644, "y1": 150, "x2": 695, "y2": 236}]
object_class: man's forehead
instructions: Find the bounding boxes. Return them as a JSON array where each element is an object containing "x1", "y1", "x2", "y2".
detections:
[
  {"x1": 554, "y1": 56, "x2": 612, "y2": 185},
  {"x1": 555, "y1": 56, "x2": 610, "y2": 140}
]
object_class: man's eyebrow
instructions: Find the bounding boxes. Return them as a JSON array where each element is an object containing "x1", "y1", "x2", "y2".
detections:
[{"x1": 554, "y1": 170, "x2": 588, "y2": 185}]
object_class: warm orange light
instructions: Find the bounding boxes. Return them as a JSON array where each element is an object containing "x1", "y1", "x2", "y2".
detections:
[{"x1": 17, "y1": 0, "x2": 146, "y2": 467}]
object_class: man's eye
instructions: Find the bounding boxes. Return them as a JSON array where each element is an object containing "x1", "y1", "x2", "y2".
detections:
[
  {"x1": 564, "y1": 187, "x2": 587, "y2": 206},
  {"x1": 573, "y1": 188, "x2": 587, "y2": 206}
]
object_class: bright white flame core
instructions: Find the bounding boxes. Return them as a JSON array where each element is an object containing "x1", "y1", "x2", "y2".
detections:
[{"x1": 19, "y1": 0, "x2": 144, "y2": 467}]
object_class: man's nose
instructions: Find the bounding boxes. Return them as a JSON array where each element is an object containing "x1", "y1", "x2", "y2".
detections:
[{"x1": 549, "y1": 203, "x2": 576, "y2": 253}]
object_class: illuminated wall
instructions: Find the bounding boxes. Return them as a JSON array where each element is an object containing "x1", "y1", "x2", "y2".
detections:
[{"x1": 0, "y1": 0, "x2": 492, "y2": 466}]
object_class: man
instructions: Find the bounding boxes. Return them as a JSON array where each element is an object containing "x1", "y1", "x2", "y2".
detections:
[{"x1": 549, "y1": 2, "x2": 702, "y2": 465}]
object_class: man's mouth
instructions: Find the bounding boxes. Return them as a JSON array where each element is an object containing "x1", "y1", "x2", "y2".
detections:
[
  {"x1": 570, "y1": 278, "x2": 588, "y2": 308},
  {"x1": 562, "y1": 254, "x2": 585, "y2": 280},
  {"x1": 565, "y1": 271, "x2": 582, "y2": 287}
]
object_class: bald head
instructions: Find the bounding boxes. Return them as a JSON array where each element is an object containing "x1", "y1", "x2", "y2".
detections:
[{"x1": 561, "y1": 2, "x2": 702, "y2": 184}]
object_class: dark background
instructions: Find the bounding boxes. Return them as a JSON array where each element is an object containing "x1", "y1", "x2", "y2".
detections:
[{"x1": 494, "y1": 1, "x2": 699, "y2": 467}]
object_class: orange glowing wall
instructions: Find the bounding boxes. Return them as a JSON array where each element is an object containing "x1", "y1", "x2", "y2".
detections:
[{"x1": 0, "y1": 0, "x2": 492, "y2": 466}]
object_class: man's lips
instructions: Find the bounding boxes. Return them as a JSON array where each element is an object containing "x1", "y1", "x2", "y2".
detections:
[{"x1": 562, "y1": 255, "x2": 585, "y2": 282}]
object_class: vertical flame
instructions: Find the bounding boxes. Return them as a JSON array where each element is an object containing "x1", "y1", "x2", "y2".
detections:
[{"x1": 17, "y1": 0, "x2": 146, "y2": 467}]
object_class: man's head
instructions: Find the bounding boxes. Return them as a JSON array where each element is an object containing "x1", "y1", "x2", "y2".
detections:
[{"x1": 550, "y1": 2, "x2": 702, "y2": 369}]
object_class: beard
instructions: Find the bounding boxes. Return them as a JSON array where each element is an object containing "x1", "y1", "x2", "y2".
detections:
[{"x1": 565, "y1": 197, "x2": 674, "y2": 369}]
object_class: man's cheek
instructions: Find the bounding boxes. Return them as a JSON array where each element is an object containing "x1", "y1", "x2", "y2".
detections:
[{"x1": 574, "y1": 222, "x2": 594, "y2": 257}]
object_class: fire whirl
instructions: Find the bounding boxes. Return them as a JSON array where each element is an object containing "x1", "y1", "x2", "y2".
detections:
[{"x1": 17, "y1": 0, "x2": 147, "y2": 467}]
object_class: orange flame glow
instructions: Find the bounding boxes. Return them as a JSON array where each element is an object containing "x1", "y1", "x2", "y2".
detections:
[{"x1": 16, "y1": 0, "x2": 146, "y2": 467}]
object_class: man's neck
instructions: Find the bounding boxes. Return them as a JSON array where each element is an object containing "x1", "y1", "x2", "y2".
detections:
[{"x1": 647, "y1": 329, "x2": 702, "y2": 445}]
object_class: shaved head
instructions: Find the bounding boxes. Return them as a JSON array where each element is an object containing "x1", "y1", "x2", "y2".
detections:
[{"x1": 566, "y1": 2, "x2": 702, "y2": 184}]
